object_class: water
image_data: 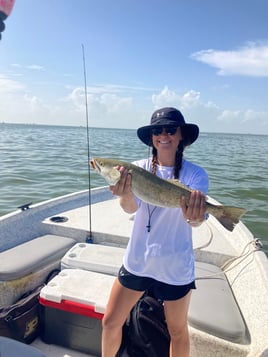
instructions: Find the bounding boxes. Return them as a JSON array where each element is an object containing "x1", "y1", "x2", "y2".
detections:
[{"x1": 0, "y1": 123, "x2": 267, "y2": 254}]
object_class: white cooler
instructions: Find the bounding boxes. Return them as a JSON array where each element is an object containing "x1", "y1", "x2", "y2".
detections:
[
  {"x1": 61, "y1": 242, "x2": 125, "y2": 275},
  {"x1": 39, "y1": 269, "x2": 116, "y2": 356}
]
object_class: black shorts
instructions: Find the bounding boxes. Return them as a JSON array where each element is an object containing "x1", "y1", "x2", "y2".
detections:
[{"x1": 118, "y1": 265, "x2": 196, "y2": 301}]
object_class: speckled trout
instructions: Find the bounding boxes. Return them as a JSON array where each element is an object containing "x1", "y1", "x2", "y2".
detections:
[{"x1": 90, "y1": 157, "x2": 246, "y2": 232}]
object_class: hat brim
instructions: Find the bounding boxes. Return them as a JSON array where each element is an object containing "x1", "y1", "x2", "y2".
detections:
[{"x1": 137, "y1": 123, "x2": 199, "y2": 146}]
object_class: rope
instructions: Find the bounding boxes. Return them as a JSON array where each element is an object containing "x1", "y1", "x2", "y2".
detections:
[{"x1": 195, "y1": 220, "x2": 263, "y2": 280}]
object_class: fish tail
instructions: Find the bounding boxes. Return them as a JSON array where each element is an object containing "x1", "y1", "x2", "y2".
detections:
[{"x1": 210, "y1": 205, "x2": 247, "y2": 232}]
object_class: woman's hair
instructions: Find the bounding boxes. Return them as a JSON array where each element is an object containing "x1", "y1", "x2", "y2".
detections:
[{"x1": 151, "y1": 141, "x2": 184, "y2": 179}]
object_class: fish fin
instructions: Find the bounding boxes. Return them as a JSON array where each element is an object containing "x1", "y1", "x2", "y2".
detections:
[{"x1": 212, "y1": 205, "x2": 247, "y2": 232}]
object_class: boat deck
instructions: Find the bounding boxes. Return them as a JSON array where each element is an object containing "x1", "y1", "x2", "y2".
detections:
[
  {"x1": 32, "y1": 337, "x2": 93, "y2": 357},
  {"x1": 43, "y1": 196, "x2": 237, "y2": 261}
]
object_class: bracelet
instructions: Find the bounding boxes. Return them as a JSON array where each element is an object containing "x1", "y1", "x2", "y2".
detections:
[{"x1": 186, "y1": 219, "x2": 203, "y2": 226}]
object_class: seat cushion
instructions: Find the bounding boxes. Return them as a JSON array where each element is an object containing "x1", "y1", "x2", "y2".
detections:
[
  {"x1": 0, "y1": 336, "x2": 46, "y2": 357},
  {"x1": 0, "y1": 235, "x2": 75, "y2": 280},
  {"x1": 189, "y1": 261, "x2": 248, "y2": 344}
]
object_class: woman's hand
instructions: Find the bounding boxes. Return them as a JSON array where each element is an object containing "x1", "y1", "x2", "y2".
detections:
[
  {"x1": 109, "y1": 166, "x2": 132, "y2": 197},
  {"x1": 109, "y1": 166, "x2": 137, "y2": 214},
  {"x1": 181, "y1": 190, "x2": 207, "y2": 227}
]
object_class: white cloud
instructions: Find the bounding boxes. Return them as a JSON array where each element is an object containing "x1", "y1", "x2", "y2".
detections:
[
  {"x1": 152, "y1": 86, "x2": 209, "y2": 111},
  {"x1": 0, "y1": 74, "x2": 267, "y2": 134},
  {"x1": 66, "y1": 85, "x2": 135, "y2": 112},
  {"x1": 10, "y1": 63, "x2": 45, "y2": 71},
  {"x1": 151, "y1": 86, "x2": 268, "y2": 134},
  {"x1": 181, "y1": 90, "x2": 201, "y2": 108},
  {"x1": 23, "y1": 94, "x2": 45, "y2": 112},
  {"x1": 10, "y1": 63, "x2": 22, "y2": 68},
  {"x1": 26, "y1": 65, "x2": 45, "y2": 71},
  {"x1": 67, "y1": 87, "x2": 85, "y2": 111},
  {"x1": 65, "y1": 83, "x2": 154, "y2": 112},
  {"x1": 191, "y1": 42, "x2": 268, "y2": 77},
  {"x1": 0, "y1": 75, "x2": 25, "y2": 93},
  {"x1": 0, "y1": 77, "x2": 137, "y2": 126},
  {"x1": 82, "y1": 83, "x2": 155, "y2": 95},
  {"x1": 152, "y1": 85, "x2": 179, "y2": 106},
  {"x1": 0, "y1": 74, "x2": 52, "y2": 123},
  {"x1": 64, "y1": 85, "x2": 134, "y2": 127},
  {"x1": 218, "y1": 109, "x2": 268, "y2": 129}
]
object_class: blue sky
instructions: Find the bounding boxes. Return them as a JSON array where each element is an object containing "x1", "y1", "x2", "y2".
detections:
[{"x1": 1, "y1": 0, "x2": 268, "y2": 134}]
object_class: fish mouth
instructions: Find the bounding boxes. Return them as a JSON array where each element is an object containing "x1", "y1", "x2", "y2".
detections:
[
  {"x1": 90, "y1": 159, "x2": 100, "y2": 172},
  {"x1": 89, "y1": 159, "x2": 95, "y2": 170}
]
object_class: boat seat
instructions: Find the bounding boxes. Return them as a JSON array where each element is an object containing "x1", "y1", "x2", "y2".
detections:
[
  {"x1": 59, "y1": 244, "x2": 248, "y2": 344},
  {"x1": 189, "y1": 261, "x2": 248, "y2": 344},
  {"x1": 0, "y1": 234, "x2": 76, "y2": 306},
  {"x1": 0, "y1": 336, "x2": 46, "y2": 357},
  {"x1": 0, "y1": 234, "x2": 76, "y2": 280}
]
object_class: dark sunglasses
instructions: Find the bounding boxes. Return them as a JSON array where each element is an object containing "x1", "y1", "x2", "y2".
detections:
[{"x1": 151, "y1": 126, "x2": 178, "y2": 136}]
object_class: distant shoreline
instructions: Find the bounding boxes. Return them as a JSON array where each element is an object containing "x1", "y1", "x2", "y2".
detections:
[{"x1": 1, "y1": 122, "x2": 267, "y2": 137}]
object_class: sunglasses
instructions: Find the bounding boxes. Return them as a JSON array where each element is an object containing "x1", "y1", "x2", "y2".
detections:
[{"x1": 151, "y1": 126, "x2": 178, "y2": 136}]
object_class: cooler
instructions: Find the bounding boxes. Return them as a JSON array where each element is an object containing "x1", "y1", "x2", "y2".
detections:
[
  {"x1": 61, "y1": 242, "x2": 125, "y2": 275},
  {"x1": 39, "y1": 269, "x2": 115, "y2": 356}
]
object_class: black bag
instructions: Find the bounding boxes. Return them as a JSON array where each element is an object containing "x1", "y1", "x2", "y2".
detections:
[
  {"x1": 0, "y1": 284, "x2": 44, "y2": 344},
  {"x1": 117, "y1": 294, "x2": 170, "y2": 357}
]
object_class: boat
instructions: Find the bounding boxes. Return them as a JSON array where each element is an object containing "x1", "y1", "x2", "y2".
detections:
[{"x1": 0, "y1": 186, "x2": 267, "y2": 357}]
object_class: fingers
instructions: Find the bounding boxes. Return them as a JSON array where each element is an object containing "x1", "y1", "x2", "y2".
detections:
[
  {"x1": 181, "y1": 190, "x2": 206, "y2": 222},
  {"x1": 109, "y1": 166, "x2": 132, "y2": 196}
]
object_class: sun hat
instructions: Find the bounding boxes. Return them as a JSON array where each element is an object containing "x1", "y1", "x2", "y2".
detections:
[{"x1": 137, "y1": 107, "x2": 199, "y2": 146}]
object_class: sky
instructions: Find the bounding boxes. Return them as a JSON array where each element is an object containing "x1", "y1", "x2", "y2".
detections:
[{"x1": 0, "y1": 0, "x2": 268, "y2": 134}]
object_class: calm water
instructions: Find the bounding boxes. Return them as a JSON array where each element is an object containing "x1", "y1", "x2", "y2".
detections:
[{"x1": 0, "y1": 123, "x2": 267, "y2": 253}]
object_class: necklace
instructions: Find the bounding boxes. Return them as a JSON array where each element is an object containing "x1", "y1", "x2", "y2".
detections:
[{"x1": 146, "y1": 204, "x2": 157, "y2": 232}]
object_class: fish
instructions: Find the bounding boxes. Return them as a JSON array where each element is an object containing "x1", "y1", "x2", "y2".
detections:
[{"x1": 90, "y1": 157, "x2": 246, "y2": 232}]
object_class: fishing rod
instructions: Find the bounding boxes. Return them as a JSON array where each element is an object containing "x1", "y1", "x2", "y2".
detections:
[{"x1": 82, "y1": 44, "x2": 93, "y2": 242}]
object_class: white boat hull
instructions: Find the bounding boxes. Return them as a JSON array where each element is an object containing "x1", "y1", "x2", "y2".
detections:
[{"x1": 0, "y1": 187, "x2": 267, "y2": 356}]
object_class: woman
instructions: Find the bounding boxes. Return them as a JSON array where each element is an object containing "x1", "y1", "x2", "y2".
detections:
[{"x1": 102, "y1": 107, "x2": 208, "y2": 357}]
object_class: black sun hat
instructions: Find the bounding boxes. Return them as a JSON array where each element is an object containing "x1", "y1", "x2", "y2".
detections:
[{"x1": 137, "y1": 107, "x2": 199, "y2": 147}]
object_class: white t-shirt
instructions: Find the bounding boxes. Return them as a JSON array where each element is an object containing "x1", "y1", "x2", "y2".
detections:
[{"x1": 123, "y1": 158, "x2": 209, "y2": 285}]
